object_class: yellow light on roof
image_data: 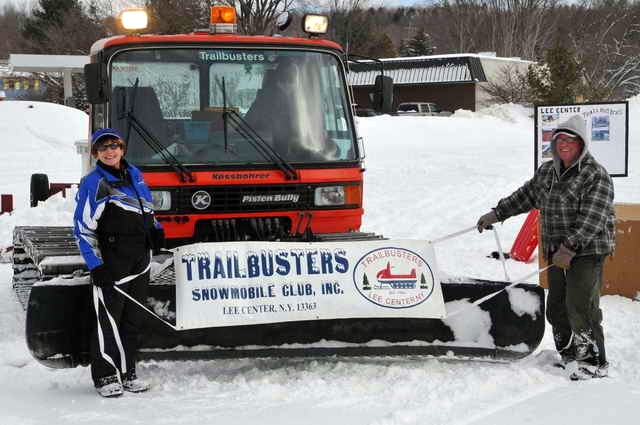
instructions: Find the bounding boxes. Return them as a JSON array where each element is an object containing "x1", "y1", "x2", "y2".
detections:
[
  {"x1": 120, "y1": 9, "x2": 148, "y2": 31},
  {"x1": 302, "y1": 14, "x2": 328, "y2": 35}
]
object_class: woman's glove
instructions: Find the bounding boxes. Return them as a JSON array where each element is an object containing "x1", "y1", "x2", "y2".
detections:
[
  {"x1": 91, "y1": 264, "x2": 114, "y2": 288},
  {"x1": 477, "y1": 210, "x2": 499, "y2": 233},
  {"x1": 552, "y1": 244, "x2": 576, "y2": 269}
]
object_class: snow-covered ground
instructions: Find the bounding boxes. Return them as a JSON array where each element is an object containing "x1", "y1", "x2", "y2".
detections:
[{"x1": 1, "y1": 99, "x2": 639, "y2": 424}]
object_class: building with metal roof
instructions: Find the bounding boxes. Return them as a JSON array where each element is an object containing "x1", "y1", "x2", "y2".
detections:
[
  {"x1": 0, "y1": 58, "x2": 47, "y2": 100},
  {"x1": 346, "y1": 53, "x2": 533, "y2": 113},
  {"x1": 8, "y1": 54, "x2": 89, "y2": 104}
]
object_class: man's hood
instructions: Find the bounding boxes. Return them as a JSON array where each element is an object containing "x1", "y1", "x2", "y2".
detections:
[{"x1": 551, "y1": 114, "x2": 590, "y2": 174}]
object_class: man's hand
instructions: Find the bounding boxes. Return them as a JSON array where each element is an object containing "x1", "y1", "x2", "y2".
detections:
[
  {"x1": 91, "y1": 264, "x2": 114, "y2": 288},
  {"x1": 477, "y1": 210, "x2": 499, "y2": 233},
  {"x1": 552, "y1": 244, "x2": 576, "y2": 269}
]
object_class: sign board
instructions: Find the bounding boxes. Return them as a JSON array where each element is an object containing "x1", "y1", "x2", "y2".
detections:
[
  {"x1": 174, "y1": 240, "x2": 445, "y2": 330},
  {"x1": 534, "y1": 102, "x2": 628, "y2": 177}
]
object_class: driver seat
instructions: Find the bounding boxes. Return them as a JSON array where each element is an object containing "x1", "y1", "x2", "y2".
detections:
[{"x1": 111, "y1": 86, "x2": 168, "y2": 161}]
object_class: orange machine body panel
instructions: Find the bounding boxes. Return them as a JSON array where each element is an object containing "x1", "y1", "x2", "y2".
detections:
[
  {"x1": 144, "y1": 168, "x2": 364, "y2": 239},
  {"x1": 90, "y1": 31, "x2": 363, "y2": 243}
]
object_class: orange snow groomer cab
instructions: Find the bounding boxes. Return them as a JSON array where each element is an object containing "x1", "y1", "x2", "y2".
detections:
[{"x1": 85, "y1": 8, "x2": 374, "y2": 246}]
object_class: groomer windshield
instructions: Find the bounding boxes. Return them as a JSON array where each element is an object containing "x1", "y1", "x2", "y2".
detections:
[{"x1": 109, "y1": 48, "x2": 356, "y2": 166}]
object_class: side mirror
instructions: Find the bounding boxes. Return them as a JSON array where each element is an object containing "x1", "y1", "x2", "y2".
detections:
[
  {"x1": 84, "y1": 63, "x2": 109, "y2": 104},
  {"x1": 275, "y1": 11, "x2": 293, "y2": 32},
  {"x1": 372, "y1": 75, "x2": 393, "y2": 114}
]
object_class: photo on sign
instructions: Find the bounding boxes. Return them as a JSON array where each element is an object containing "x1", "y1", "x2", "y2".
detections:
[
  {"x1": 542, "y1": 129, "x2": 554, "y2": 142},
  {"x1": 541, "y1": 113, "x2": 560, "y2": 129},
  {"x1": 591, "y1": 113, "x2": 610, "y2": 142},
  {"x1": 542, "y1": 142, "x2": 553, "y2": 159}
]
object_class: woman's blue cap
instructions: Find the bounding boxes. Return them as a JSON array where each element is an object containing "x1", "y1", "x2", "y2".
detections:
[{"x1": 91, "y1": 128, "x2": 123, "y2": 145}]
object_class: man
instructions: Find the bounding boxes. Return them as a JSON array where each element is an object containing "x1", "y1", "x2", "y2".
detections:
[
  {"x1": 477, "y1": 114, "x2": 615, "y2": 380},
  {"x1": 74, "y1": 128, "x2": 164, "y2": 397}
]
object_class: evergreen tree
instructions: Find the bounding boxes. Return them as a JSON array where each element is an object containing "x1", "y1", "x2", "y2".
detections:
[
  {"x1": 400, "y1": 28, "x2": 435, "y2": 57},
  {"x1": 420, "y1": 273, "x2": 427, "y2": 289},
  {"x1": 527, "y1": 43, "x2": 582, "y2": 105},
  {"x1": 362, "y1": 274, "x2": 371, "y2": 290},
  {"x1": 370, "y1": 33, "x2": 397, "y2": 58},
  {"x1": 22, "y1": 0, "x2": 82, "y2": 42},
  {"x1": 146, "y1": 0, "x2": 209, "y2": 35}
]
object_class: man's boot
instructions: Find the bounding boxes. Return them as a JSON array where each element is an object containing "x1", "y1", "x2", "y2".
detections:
[{"x1": 553, "y1": 331, "x2": 575, "y2": 369}]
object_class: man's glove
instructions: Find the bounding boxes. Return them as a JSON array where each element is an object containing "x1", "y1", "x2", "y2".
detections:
[
  {"x1": 552, "y1": 244, "x2": 576, "y2": 270},
  {"x1": 91, "y1": 264, "x2": 114, "y2": 288},
  {"x1": 477, "y1": 210, "x2": 499, "y2": 233},
  {"x1": 150, "y1": 227, "x2": 165, "y2": 255}
]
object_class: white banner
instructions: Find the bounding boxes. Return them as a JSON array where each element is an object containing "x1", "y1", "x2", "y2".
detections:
[{"x1": 174, "y1": 240, "x2": 445, "y2": 330}]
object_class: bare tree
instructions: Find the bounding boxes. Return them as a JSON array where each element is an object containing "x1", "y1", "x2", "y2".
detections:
[
  {"x1": 438, "y1": 0, "x2": 478, "y2": 53},
  {"x1": 566, "y1": 4, "x2": 640, "y2": 100},
  {"x1": 607, "y1": 28, "x2": 640, "y2": 98},
  {"x1": 438, "y1": 0, "x2": 558, "y2": 59},
  {"x1": 0, "y1": 4, "x2": 29, "y2": 59},
  {"x1": 146, "y1": 0, "x2": 209, "y2": 34},
  {"x1": 483, "y1": 0, "x2": 559, "y2": 59},
  {"x1": 326, "y1": 0, "x2": 373, "y2": 55},
  {"x1": 482, "y1": 64, "x2": 531, "y2": 103},
  {"x1": 229, "y1": 0, "x2": 296, "y2": 35}
]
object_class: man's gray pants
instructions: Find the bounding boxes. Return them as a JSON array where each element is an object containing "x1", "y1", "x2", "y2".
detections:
[{"x1": 546, "y1": 255, "x2": 607, "y2": 364}]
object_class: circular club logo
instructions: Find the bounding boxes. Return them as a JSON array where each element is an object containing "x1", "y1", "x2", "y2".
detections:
[
  {"x1": 353, "y1": 247, "x2": 435, "y2": 309},
  {"x1": 191, "y1": 190, "x2": 212, "y2": 210}
]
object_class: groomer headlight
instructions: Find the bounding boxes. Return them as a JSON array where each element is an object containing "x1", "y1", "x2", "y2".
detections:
[
  {"x1": 120, "y1": 9, "x2": 148, "y2": 31},
  {"x1": 314, "y1": 186, "x2": 345, "y2": 206},
  {"x1": 151, "y1": 190, "x2": 172, "y2": 211},
  {"x1": 302, "y1": 14, "x2": 328, "y2": 35}
]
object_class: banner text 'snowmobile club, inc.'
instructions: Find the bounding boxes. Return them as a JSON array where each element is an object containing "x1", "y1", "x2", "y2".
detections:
[{"x1": 174, "y1": 241, "x2": 446, "y2": 330}]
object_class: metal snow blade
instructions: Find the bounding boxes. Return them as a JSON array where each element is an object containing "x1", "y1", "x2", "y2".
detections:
[
  {"x1": 24, "y1": 276, "x2": 544, "y2": 367},
  {"x1": 24, "y1": 233, "x2": 546, "y2": 368}
]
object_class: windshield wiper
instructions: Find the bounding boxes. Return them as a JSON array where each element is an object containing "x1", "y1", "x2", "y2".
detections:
[
  {"x1": 121, "y1": 79, "x2": 195, "y2": 183},
  {"x1": 218, "y1": 77, "x2": 298, "y2": 180}
]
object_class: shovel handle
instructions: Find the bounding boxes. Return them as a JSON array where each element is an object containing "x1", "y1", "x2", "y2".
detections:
[{"x1": 429, "y1": 225, "x2": 478, "y2": 245}]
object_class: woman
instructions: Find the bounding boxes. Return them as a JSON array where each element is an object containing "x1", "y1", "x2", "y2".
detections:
[{"x1": 73, "y1": 128, "x2": 164, "y2": 397}]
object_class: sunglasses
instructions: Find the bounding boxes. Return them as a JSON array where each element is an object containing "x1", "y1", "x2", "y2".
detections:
[{"x1": 95, "y1": 142, "x2": 123, "y2": 152}]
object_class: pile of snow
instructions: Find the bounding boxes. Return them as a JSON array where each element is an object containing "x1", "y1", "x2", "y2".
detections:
[
  {"x1": 0, "y1": 189, "x2": 77, "y2": 251},
  {"x1": 453, "y1": 103, "x2": 533, "y2": 124},
  {"x1": 0, "y1": 101, "x2": 86, "y2": 209},
  {"x1": 0, "y1": 101, "x2": 640, "y2": 424}
]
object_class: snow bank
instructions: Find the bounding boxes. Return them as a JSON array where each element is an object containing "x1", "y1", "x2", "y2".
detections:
[
  {"x1": 0, "y1": 100, "x2": 639, "y2": 424},
  {"x1": 453, "y1": 103, "x2": 533, "y2": 124},
  {"x1": 0, "y1": 188, "x2": 77, "y2": 251},
  {"x1": 0, "y1": 101, "x2": 86, "y2": 209}
]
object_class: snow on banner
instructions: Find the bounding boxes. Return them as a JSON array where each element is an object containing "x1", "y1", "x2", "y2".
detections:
[{"x1": 174, "y1": 240, "x2": 445, "y2": 330}]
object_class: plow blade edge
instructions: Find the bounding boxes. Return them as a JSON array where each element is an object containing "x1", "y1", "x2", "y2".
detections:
[{"x1": 25, "y1": 279, "x2": 545, "y2": 368}]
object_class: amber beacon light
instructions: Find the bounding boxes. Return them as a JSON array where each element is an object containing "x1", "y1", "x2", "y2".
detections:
[{"x1": 210, "y1": 6, "x2": 237, "y2": 33}]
